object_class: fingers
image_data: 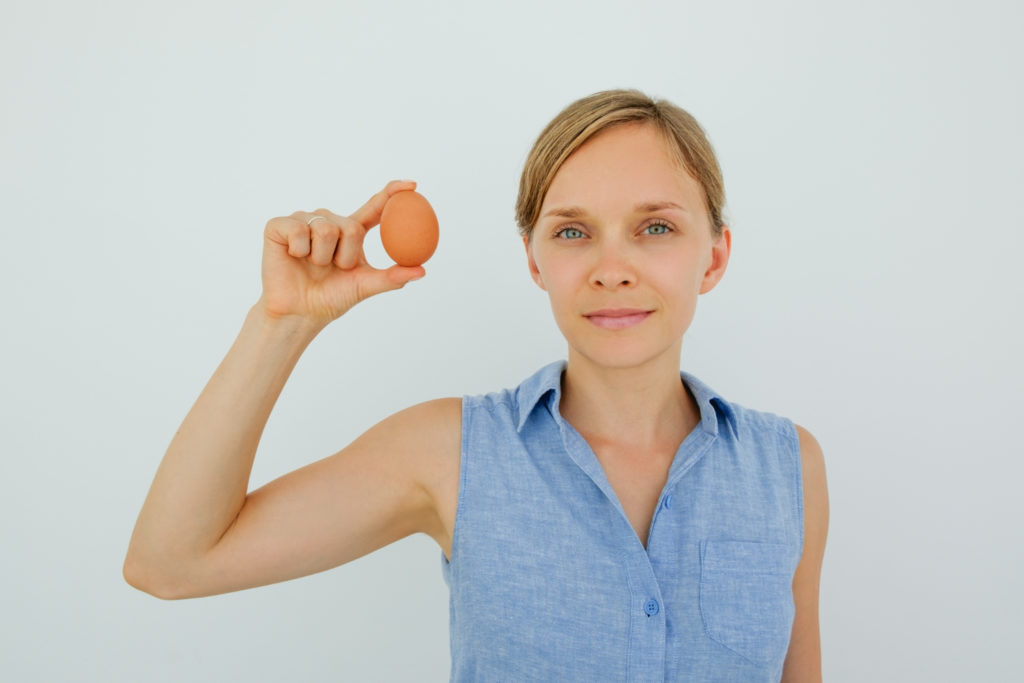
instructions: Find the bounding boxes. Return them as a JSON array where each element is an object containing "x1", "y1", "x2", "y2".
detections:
[
  {"x1": 264, "y1": 178, "x2": 419, "y2": 269},
  {"x1": 264, "y1": 215, "x2": 313, "y2": 259},
  {"x1": 306, "y1": 212, "x2": 341, "y2": 266},
  {"x1": 304, "y1": 210, "x2": 368, "y2": 269},
  {"x1": 332, "y1": 214, "x2": 368, "y2": 269}
]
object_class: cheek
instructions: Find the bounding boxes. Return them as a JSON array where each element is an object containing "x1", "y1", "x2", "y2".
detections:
[
  {"x1": 673, "y1": 255, "x2": 706, "y2": 291},
  {"x1": 543, "y1": 274, "x2": 576, "y2": 305},
  {"x1": 534, "y1": 256, "x2": 576, "y2": 297},
  {"x1": 650, "y1": 258, "x2": 696, "y2": 291}
]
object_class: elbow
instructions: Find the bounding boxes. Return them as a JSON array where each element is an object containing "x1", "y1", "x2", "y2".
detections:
[{"x1": 122, "y1": 553, "x2": 187, "y2": 601}]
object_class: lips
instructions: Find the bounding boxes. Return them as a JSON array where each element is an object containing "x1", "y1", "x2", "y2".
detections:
[
  {"x1": 585, "y1": 308, "x2": 650, "y2": 317},
  {"x1": 584, "y1": 308, "x2": 653, "y2": 330}
]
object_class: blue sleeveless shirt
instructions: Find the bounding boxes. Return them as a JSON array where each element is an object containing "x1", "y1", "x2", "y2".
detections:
[{"x1": 440, "y1": 360, "x2": 804, "y2": 682}]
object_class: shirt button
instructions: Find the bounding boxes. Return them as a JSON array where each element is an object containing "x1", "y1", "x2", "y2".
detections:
[
  {"x1": 663, "y1": 494, "x2": 674, "y2": 510},
  {"x1": 644, "y1": 598, "x2": 660, "y2": 616}
]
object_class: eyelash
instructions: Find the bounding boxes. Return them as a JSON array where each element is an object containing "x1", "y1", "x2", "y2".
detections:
[{"x1": 553, "y1": 219, "x2": 675, "y2": 240}]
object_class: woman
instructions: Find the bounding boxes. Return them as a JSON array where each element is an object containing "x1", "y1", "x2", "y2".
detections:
[{"x1": 124, "y1": 89, "x2": 829, "y2": 682}]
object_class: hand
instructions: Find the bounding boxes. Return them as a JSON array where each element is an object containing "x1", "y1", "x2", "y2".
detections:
[{"x1": 257, "y1": 179, "x2": 426, "y2": 326}]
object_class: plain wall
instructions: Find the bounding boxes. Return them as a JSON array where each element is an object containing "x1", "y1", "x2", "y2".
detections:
[{"x1": 1, "y1": 0, "x2": 1021, "y2": 680}]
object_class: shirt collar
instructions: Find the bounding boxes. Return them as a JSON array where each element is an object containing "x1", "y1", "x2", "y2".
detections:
[{"x1": 514, "y1": 360, "x2": 739, "y2": 439}]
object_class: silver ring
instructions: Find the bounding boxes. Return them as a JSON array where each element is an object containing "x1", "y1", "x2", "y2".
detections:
[{"x1": 307, "y1": 215, "x2": 328, "y2": 226}]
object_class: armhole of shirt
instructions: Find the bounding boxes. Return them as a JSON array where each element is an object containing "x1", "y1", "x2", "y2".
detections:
[
  {"x1": 782, "y1": 417, "x2": 805, "y2": 564},
  {"x1": 447, "y1": 393, "x2": 475, "y2": 572}
]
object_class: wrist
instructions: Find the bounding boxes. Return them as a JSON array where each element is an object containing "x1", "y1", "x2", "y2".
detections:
[{"x1": 247, "y1": 300, "x2": 326, "y2": 343}]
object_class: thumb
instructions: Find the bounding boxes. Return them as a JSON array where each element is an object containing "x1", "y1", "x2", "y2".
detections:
[{"x1": 360, "y1": 265, "x2": 426, "y2": 298}]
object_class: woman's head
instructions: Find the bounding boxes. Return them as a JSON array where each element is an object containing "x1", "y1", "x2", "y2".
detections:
[
  {"x1": 518, "y1": 90, "x2": 732, "y2": 371},
  {"x1": 515, "y1": 89, "x2": 726, "y2": 242}
]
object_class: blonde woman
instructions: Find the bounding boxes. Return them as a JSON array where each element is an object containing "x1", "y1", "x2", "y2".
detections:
[{"x1": 125, "y1": 88, "x2": 829, "y2": 682}]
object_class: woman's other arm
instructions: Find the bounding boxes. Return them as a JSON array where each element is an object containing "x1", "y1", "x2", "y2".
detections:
[{"x1": 781, "y1": 425, "x2": 830, "y2": 682}]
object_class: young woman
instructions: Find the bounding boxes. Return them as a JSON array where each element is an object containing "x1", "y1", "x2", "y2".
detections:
[{"x1": 124, "y1": 89, "x2": 829, "y2": 682}]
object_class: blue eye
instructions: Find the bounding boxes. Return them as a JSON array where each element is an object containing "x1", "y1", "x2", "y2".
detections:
[
  {"x1": 556, "y1": 227, "x2": 585, "y2": 239},
  {"x1": 644, "y1": 222, "x2": 672, "y2": 235}
]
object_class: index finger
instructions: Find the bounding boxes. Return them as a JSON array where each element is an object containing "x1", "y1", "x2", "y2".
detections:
[{"x1": 345, "y1": 179, "x2": 418, "y2": 229}]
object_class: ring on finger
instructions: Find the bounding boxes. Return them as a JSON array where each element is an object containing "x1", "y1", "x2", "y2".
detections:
[{"x1": 307, "y1": 215, "x2": 328, "y2": 226}]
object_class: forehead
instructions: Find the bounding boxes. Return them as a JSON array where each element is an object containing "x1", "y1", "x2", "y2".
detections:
[{"x1": 541, "y1": 122, "x2": 702, "y2": 214}]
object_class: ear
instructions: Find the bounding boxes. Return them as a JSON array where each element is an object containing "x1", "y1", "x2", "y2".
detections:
[
  {"x1": 523, "y1": 235, "x2": 546, "y2": 290},
  {"x1": 698, "y1": 227, "x2": 731, "y2": 295}
]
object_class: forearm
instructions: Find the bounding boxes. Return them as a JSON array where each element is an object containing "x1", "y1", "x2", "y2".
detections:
[{"x1": 124, "y1": 302, "x2": 323, "y2": 587}]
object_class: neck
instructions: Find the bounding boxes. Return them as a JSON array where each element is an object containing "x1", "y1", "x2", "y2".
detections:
[{"x1": 558, "y1": 345, "x2": 700, "y2": 450}]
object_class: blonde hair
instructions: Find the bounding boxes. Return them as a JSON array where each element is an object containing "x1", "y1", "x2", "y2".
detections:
[{"x1": 515, "y1": 89, "x2": 726, "y2": 240}]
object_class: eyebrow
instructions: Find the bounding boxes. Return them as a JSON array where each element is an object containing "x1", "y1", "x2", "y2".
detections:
[{"x1": 541, "y1": 200, "x2": 688, "y2": 219}]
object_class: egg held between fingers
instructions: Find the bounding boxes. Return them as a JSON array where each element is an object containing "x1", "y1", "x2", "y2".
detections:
[{"x1": 379, "y1": 190, "x2": 439, "y2": 267}]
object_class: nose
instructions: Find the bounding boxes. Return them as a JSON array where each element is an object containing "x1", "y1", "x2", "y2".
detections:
[{"x1": 589, "y1": 242, "x2": 636, "y2": 290}]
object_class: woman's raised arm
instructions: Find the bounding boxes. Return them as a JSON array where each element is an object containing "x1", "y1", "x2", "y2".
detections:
[{"x1": 123, "y1": 179, "x2": 460, "y2": 599}]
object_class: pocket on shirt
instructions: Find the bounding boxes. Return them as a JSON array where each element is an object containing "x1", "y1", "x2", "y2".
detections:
[{"x1": 698, "y1": 539, "x2": 796, "y2": 665}]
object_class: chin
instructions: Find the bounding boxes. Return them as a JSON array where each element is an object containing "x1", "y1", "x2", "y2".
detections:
[{"x1": 568, "y1": 338, "x2": 679, "y2": 371}]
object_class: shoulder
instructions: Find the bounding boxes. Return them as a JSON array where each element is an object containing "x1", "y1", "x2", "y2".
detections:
[
  {"x1": 396, "y1": 395, "x2": 463, "y2": 423},
  {"x1": 719, "y1": 406, "x2": 828, "y2": 563},
  {"x1": 794, "y1": 425, "x2": 824, "y2": 466},
  {"x1": 793, "y1": 424, "x2": 829, "y2": 568},
  {"x1": 358, "y1": 397, "x2": 462, "y2": 494},
  {"x1": 461, "y1": 388, "x2": 520, "y2": 428},
  {"x1": 713, "y1": 394, "x2": 797, "y2": 446},
  {"x1": 381, "y1": 397, "x2": 463, "y2": 453},
  {"x1": 793, "y1": 425, "x2": 828, "y2": 522}
]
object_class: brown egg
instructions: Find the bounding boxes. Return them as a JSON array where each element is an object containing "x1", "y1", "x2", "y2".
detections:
[{"x1": 379, "y1": 190, "x2": 439, "y2": 266}]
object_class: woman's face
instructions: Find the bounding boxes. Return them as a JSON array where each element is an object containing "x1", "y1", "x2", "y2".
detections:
[{"x1": 524, "y1": 121, "x2": 731, "y2": 371}]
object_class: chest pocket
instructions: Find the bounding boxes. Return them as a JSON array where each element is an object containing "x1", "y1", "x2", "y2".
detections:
[{"x1": 698, "y1": 539, "x2": 797, "y2": 665}]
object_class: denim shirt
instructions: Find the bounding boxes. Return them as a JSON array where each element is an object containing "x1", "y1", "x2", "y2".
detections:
[{"x1": 441, "y1": 360, "x2": 804, "y2": 682}]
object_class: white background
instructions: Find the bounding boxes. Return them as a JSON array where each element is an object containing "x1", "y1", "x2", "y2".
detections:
[{"x1": 2, "y1": 1, "x2": 1021, "y2": 680}]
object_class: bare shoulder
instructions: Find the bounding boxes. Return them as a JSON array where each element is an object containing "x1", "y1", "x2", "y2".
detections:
[
  {"x1": 379, "y1": 396, "x2": 462, "y2": 472},
  {"x1": 377, "y1": 395, "x2": 462, "y2": 490},
  {"x1": 372, "y1": 395, "x2": 462, "y2": 450},
  {"x1": 794, "y1": 424, "x2": 829, "y2": 546},
  {"x1": 359, "y1": 395, "x2": 462, "y2": 487}
]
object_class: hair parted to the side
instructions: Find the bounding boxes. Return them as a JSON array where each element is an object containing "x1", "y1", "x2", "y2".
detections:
[{"x1": 515, "y1": 88, "x2": 726, "y2": 241}]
